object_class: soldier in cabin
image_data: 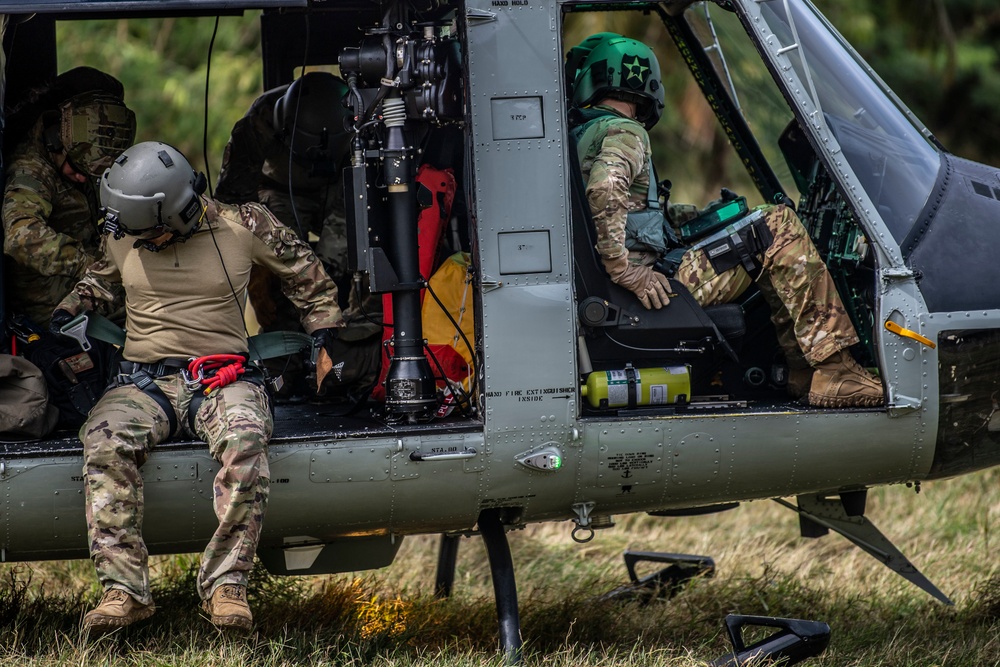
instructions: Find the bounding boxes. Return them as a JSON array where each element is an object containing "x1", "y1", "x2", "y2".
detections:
[{"x1": 568, "y1": 33, "x2": 882, "y2": 408}]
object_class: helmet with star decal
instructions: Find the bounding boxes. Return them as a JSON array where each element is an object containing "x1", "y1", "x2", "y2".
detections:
[{"x1": 568, "y1": 33, "x2": 665, "y2": 130}]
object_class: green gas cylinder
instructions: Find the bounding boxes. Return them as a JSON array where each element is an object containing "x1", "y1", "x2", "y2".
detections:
[{"x1": 581, "y1": 365, "x2": 690, "y2": 409}]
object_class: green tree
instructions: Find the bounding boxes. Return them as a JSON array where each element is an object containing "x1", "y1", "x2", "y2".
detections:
[
  {"x1": 55, "y1": 13, "x2": 264, "y2": 186},
  {"x1": 815, "y1": 0, "x2": 1000, "y2": 163}
]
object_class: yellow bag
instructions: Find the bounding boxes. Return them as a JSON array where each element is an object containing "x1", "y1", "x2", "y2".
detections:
[{"x1": 421, "y1": 252, "x2": 474, "y2": 388}]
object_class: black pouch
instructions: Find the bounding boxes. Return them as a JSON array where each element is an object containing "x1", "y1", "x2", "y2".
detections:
[
  {"x1": 699, "y1": 211, "x2": 774, "y2": 277},
  {"x1": 21, "y1": 332, "x2": 117, "y2": 427},
  {"x1": 624, "y1": 156, "x2": 681, "y2": 257}
]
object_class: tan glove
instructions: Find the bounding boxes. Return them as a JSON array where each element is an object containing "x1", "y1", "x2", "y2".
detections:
[
  {"x1": 603, "y1": 254, "x2": 671, "y2": 310},
  {"x1": 316, "y1": 346, "x2": 333, "y2": 393},
  {"x1": 312, "y1": 328, "x2": 339, "y2": 393}
]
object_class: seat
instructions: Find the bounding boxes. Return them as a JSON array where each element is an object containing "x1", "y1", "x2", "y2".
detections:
[{"x1": 568, "y1": 139, "x2": 746, "y2": 370}]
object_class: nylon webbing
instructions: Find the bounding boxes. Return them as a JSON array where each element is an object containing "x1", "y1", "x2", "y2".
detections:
[{"x1": 69, "y1": 312, "x2": 314, "y2": 362}]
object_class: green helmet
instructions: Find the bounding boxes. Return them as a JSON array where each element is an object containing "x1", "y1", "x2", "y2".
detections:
[
  {"x1": 569, "y1": 33, "x2": 665, "y2": 130},
  {"x1": 100, "y1": 141, "x2": 207, "y2": 241},
  {"x1": 59, "y1": 90, "x2": 136, "y2": 177}
]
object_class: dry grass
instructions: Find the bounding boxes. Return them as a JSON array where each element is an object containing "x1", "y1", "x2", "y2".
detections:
[{"x1": 3, "y1": 468, "x2": 1000, "y2": 665}]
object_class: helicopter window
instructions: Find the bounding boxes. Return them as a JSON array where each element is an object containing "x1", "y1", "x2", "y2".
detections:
[
  {"x1": 750, "y1": 0, "x2": 942, "y2": 243},
  {"x1": 681, "y1": 3, "x2": 879, "y2": 367},
  {"x1": 685, "y1": 4, "x2": 802, "y2": 205}
]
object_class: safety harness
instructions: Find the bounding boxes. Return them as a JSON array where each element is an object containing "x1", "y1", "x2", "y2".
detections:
[{"x1": 69, "y1": 311, "x2": 314, "y2": 437}]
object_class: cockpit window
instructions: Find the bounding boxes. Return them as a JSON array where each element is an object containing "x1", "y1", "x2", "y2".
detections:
[
  {"x1": 685, "y1": 4, "x2": 803, "y2": 205},
  {"x1": 746, "y1": 0, "x2": 942, "y2": 242}
]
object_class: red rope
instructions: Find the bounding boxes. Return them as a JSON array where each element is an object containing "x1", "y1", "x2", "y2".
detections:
[{"x1": 187, "y1": 354, "x2": 246, "y2": 395}]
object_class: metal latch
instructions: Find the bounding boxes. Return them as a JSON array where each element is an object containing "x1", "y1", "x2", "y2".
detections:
[
  {"x1": 409, "y1": 447, "x2": 478, "y2": 462},
  {"x1": 60, "y1": 314, "x2": 91, "y2": 352}
]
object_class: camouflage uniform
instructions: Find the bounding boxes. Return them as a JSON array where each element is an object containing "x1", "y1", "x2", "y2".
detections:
[
  {"x1": 3, "y1": 122, "x2": 103, "y2": 327},
  {"x1": 3, "y1": 85, "x2": 134, "y2": 328},
  {"x1": 578, "y1": 106, "x2": 859, "y2": 365},
  {"x1": 82, "y1": 375, "x2": 271, "y2": 605},
  {"x1": 61, "y1": 198, "x2": 342, "y2": 603}
]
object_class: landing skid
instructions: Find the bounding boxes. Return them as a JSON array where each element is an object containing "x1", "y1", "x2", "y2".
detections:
[
  {"x1": 599, "y1": 550, "x2": 715, "y2": 603},
  {"x1": 709, "y1": 615, "x2": 831, "y2": 667},
  {"x1": 775, "y1": 493, "x2": 953, "y2": 605}
]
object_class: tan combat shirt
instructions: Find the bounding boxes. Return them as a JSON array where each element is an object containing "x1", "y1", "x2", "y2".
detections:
[{"x1": 58, "y1": 197, "x2": 343, "y2": 363}]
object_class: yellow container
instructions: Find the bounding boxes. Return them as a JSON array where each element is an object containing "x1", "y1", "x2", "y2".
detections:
[{"x1": 581, "y1": 365, "x2": 690, "y2": 409}]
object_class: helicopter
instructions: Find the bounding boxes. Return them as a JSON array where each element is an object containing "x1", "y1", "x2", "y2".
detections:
[{"x1": 1, "y1": 0, "x2": 999, "y2": 664}]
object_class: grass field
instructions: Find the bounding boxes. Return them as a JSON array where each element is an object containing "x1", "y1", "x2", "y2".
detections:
[{"x1": 2, "y1": 467, "x2": 1000, "y2": 666}]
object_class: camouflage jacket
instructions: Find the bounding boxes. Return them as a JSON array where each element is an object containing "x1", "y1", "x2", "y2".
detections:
[
  {"x1": 58, "y1": 197, "x2": 343, "y2": 363},
  {"x1": 2, "y1": 121, "x2": 101, "y2": 326},
  {"x1": 574, "y1": 105, "x2": 660, "y2": 267}
]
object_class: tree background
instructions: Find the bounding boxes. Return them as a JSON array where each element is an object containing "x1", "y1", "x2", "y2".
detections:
[
  {"x1": 55, "y1": 14, "x2": 264, "y2": 189},
  {"x1": 50, "y1": 1, "x2": 1000, "y2": 199}
]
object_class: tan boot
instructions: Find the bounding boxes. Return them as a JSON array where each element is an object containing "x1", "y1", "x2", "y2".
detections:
[
  {"x1": 83, "y1": 588, "x2": 155, "y2": 635},
  {"x1": 808, "y1": 350, "x2": 883, "y2": 408},
  {"x1": 203, "y1": 584, "x2": 253, "y2": 631}
]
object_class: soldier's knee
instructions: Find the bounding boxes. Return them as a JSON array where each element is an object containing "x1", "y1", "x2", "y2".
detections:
[
  {"x1": 228, "y1": 433, "x2": 268, "y2": 463},
  {"x1": 84, "y1": 446, "x2": 144, "y2": 477},
  {"x1": 762, "y1": 204, "x2": 810, "y2": 257}
]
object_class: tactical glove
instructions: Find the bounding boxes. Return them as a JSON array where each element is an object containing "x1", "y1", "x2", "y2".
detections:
[
  {"x1": 49, "y1": 309, "x2": 76, "y2": 336},
  {"x1": 311, "y1": 328, "x2": 339, "y2": 392},
  {"x1": 603, "y1": 254, "x2": 671, "y2": 310}
]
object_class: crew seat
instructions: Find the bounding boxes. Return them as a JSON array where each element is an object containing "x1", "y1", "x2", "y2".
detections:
[{"x1": 568, "y1": 141, "x2": 746, "y2": 371}]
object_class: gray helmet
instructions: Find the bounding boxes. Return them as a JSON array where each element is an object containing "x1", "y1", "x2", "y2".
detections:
[
  {"x1": 99, "y1": 141, "x2": 207, "y2": 240},
  {"x1": 569, "y1": 33, "x2": 665, "y2": 130},
  {"x1": 273, "y1": 72, "x2": 351, "y2": 167}
]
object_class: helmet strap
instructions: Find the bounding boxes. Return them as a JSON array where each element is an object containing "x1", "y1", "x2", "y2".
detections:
[
  {"x1": 132, "y1": 204, "x2": 205, "y2": 253},
  {"x1": 41, "y1": 111, "x2": 64, "y2": 153}
]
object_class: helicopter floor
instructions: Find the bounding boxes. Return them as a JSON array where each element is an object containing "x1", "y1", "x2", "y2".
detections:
[
  {"x1": 0, "y1": 399, "x2": 482, "y2": 458},
  {"x1": 3, "y1": 396, "x2": 884, "y2": 458},
  {"x1": 580, "y1": 396, "x2": 885, "y2": 419}
]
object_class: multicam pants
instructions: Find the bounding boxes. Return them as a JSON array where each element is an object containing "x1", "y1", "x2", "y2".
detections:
[
  {"x1": 80, "y1": 374, "x2": 272, "y2": 605},
  {"x1": 672, "y1": 204, "x2": 859, "y2": 366}
]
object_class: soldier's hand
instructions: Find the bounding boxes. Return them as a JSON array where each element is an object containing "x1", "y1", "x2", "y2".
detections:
[{"x1": 604, "y1": 255, "x2": 671, "y2": 310}]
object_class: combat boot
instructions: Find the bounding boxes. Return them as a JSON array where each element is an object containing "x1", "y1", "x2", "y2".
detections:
[
  {"x1": 203, "y1": 583, "x2": 253, "y2": 631},
  {"x1": 83, "y1": 588, "x2": 155, "y2": 634},
  {"x1": 808, "y1": 350, "x2": 883, "y2": 408}
]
